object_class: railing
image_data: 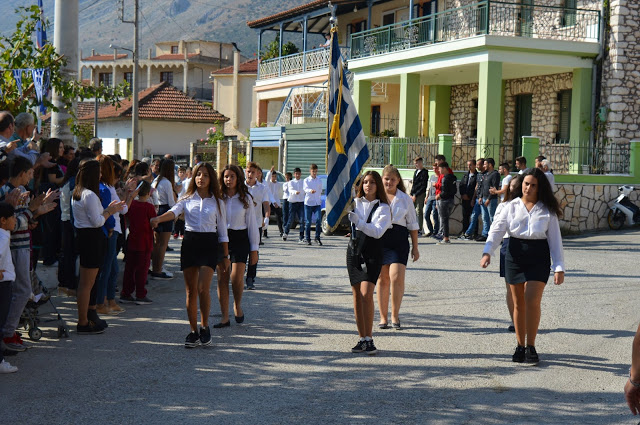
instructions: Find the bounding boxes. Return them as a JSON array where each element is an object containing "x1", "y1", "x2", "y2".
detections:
[
  {"x1": 351, "y1": 1, "x2": 600, "y2": 60},
  {"x1": 274, "y1": 85, "x2": 328, "y2": 126},
  {"x1": 540, "y1": 142, "x2": 631, "y2": 175},
  {"x1": 451, "y1": 138, "x2": 514, "y2": 171},
  {"x1": 367, "y1": 137, "x2": 438, "y2": 168},
  {"x1": 258, "y1": 46, "x2": 350, "y2": 80}
]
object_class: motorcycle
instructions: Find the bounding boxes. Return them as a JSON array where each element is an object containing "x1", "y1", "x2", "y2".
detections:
[{"x1": 608, "y1": 185, "x2": 640, "y2": 230}]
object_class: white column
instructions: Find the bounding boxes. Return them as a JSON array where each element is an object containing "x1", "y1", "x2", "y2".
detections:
[
  {"x1": 147, "y1": 64, "x2": 152, "y2": 88},
  {"x1": 183, "y1": 63, "x2": 188, "y2": 94}
]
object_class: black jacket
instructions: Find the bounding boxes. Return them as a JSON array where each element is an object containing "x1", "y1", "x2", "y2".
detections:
[
  {"x1": 410, "y1": 168, "x2": 428, "y2": 197},
  {"x1": 459, "y1": 171, "x2": 477, "y2": 200},
  {"x1": 482, "y1": 169, "x2": 500, "y2": 200},
  {"x1": 440, "y1": 173, "x2": 457, "y2": 201}
]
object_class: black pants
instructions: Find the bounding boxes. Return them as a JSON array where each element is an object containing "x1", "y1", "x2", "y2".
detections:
[
  {"x1": 461, "y1": 199, "x2": 473, "y2": 234},
  {"x1": 271, "y1": 204, "x2": 283, "y2": 235},
  {"x1": 0, "y1": 280, "x2": 12, "y2": 363},
  {"x1": 41, "y1": 204, "x2": 62, "y2": 264},
  {"x1": 58, "y1": 220, "x2": 78, "y2": 290},
  {"x1": 174, "y1": 218, "x2": 185, "y2": 236}
]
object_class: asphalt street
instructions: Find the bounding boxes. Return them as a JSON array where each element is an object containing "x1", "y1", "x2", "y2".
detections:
[{"x1": 2, "y1": 226, "x2": 640, "y2": 424}]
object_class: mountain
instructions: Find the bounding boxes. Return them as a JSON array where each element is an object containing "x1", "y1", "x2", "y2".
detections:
[{"x1": 2, "y1": 0, "x2": 313, "y2": 60}]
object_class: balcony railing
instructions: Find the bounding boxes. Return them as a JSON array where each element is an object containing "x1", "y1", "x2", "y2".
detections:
[
  {"x1": 351, "y1": 1, "x2": 600, "y2": 60},
  {"x1": 258, "y1": 46, "x2": 350, "y2": 81}
]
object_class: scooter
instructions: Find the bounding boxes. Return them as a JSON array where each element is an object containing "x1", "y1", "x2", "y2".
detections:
[{"x1": 608, "y1": 185, "x2": 640, "y2": 230}]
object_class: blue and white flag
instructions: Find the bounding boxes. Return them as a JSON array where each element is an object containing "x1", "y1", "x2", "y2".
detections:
[
  {"x1": 36, "y1": 0, "x2": 47, "y2": 49},
  {"x1": 325, "y1": 28, "x2": 369, "y2": 231}
]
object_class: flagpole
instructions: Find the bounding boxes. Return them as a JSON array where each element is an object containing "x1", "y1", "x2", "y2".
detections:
[{"x1": 325, "y1": 2, "x2": 337, "y2": 175}]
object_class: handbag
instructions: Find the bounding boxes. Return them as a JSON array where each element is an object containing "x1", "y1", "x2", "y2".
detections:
[{"x1": 348, "y1": 201, "x2": 379, "y2": 260}]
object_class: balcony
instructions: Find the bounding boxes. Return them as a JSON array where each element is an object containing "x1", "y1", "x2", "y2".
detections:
[
  {"x1": 350, "y1": 1, "x2": 600, "y2": 60},
  {"x1": 258, "y1": 46, "x2": 350, "y2": 81}
]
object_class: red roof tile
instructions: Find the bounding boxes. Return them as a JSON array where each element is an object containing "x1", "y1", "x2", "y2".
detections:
[
  {"x1": 211, "y1": 59, "x2": 259, "y2": 75},
  {"x1": 41, "y1": 101, "x2": 108, "y2": 122},
  {"x1": 77, "y1": 82, "x2": 228, "y2": 123},
  {"x1": 83, "y1": 53, "x2": 129, "y2": 61},
  {"x1": 153, "y1": 53, "x2": 200, "y2": 60}
]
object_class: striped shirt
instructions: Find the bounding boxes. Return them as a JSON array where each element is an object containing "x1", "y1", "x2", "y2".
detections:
[{"x1": 0, "y1": 183, "x2": 34, "y2": 250}]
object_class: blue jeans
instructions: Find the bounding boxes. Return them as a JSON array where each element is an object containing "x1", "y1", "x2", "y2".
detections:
[
  {"x1": 424, "y1": 199, "x2": 439, "y2": 234},
  {"x1": 96, "y1": 231, "x2": 119, "y2": 302},
  {"x1": 480, "y1": 198, "x2": 498, "y2": 237},
  {"x1": 282, "y1": 199, "x2": 290, "y2": 230},
  {"x1": 304, "y1": 204, "x2": 322, "y2": 241},
  {"x1": 465, "y1": 202, "x2": 481, "y2": 236},
  {"x1": 284, "y1": 202, "x2": 304, "y2": 240}
]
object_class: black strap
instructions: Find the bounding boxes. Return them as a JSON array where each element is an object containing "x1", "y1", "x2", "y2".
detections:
[{"x1": 351, "y1": 201, "x2": 380, "y2": 239}]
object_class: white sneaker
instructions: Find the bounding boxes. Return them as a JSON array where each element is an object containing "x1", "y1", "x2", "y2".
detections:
[
  {"x1": 0, "y1": 360, "x2": 18, "y2": 373},
  {"x1": 162, "y1": 268, "x2": 173, "y2": 278}
]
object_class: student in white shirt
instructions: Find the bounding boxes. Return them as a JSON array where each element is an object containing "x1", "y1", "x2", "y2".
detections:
[
  {"x1": 376, "y1": 165, "x2": 419, "y2": 330},
  {"x1": 151, "y1": 162, "x2": 230, "y2": 348},
  {"x1": 264, "y1": 166, "x2": 284, "y2": 238},
  {"x1": 244, "y1": 162, "x2": 270, "y2": 290},
  {"x1": 150, "y1": 159, "x2": 177, "y2": 280},
  {"x1": 282, "y1": 172, "x2": 292, "y2": 232},
  {"x1": 303, "y1": 163, "x2": 323, "y2": 246},
  {"x1": 282, "y1": 167, "x2": 305, "y2": 242},
  {"x1": 347, "y1": 171, "x2": 392, "y2": 355},
  {"x1": 215, "y1": 164, "x2": 259, "y2": 328},
  {"x1": 490, "y1": 162, "x2": 513, "y2": 202},
  {"x1": 481, "y1": 167, "x2": 565, "y2": 365},
  {"x1": 0, "y1": 202, "x2": 18, "y2": 373},
  {"x1": 72, "y1": 159, "x2": 125, "y2": 335}
]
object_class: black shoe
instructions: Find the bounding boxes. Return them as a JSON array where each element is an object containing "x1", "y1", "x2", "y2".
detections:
[
  {"x1": 235, "y1": 315, "x2": 245, "y2": 324},
  {"x1": 199, "y1": 326, "x2": 212, "y2": 346},
  {"x1": 315, "y1": 238, "x2": 323, "y2": 246},
  {"x1": 307, "y1": 240, "x2": 312, "y2": 246},
  {"x1": 264, "y1": 231, "x2": 269, "y2": 238},
  {"x1": 87, "y1": 309, "x2": 107, "y2": 329},
  {"x1": 512, "y1": 345, "x2": 526, "y2": 363},
  {"x1": 166, "y1": 246, "x2": 174, "y2": 252},
  {"x1": 150, "y1": 271, "x2": 173, "y2": 280},
  {"x1": 351, "y1": 340, "x2": 366, "y2": 353},
  {"x1": 525, "y1": 346, "x2": 539, "y2": 364},
  {"x1": 282, "y1": 234, "x2": 287, "y2": 241},
  {"x1": 77, "y1": 321, "x2": 105, "y2": 335},
  {"x1": 135, "y1": 297, "x2": 153, "y2": 305},
  {"x1": 365, "y1": 339, "x2": 378, "y2": 355},
  {"x1": 392, "y1": 322, "x2": 401, "y2": 330},
  {"x1": 185, "y1": 331, "x2": 200, "y2": 348},
  {"x1": 508, "y1": 325, "x2": 515, "y2": 332},
  {"x1": 259, "y1": 241, "x2": 265, "y2": 246},
  {"x1": 424, "y1": 232, "x2": 433, "y2": 237},
  {"x1": 213, "y1": 321, "x2": 230, "y2": 329},
  {"x1": 120, "y1": 294, "x2": 136, "y2": 304},
  {"x1": 475, "y1": 236, "x2": 487, "y2": 242}
]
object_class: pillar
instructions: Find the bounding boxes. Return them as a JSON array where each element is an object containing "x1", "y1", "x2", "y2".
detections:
[
  {"x1": 428, "y1": 85, "x2": 451, "y2": 140},
  {"x1": 353, "y1": 79, "x2": 372, "y2": 137},
  {"x1": 147, "y1": 65, "x2": 152, "y2": 88},
  {"x1": 399, "y1": 73, "x2": 420, "y2": 137},
  {"x1": 438, "y1": 134, "x2": 453, "y2": 162},
  {"x1": 629, "y1": 140, "x2": 640, "y2": 179},
  {"x1": 183, "y1": 63, "x2": 188, "y2": 94},
  {"x1": 477, "y1": 61, "x2": 503, "y2": 158},
  {"x1": 569, "y1": 67, "x2": 592, "y2": 173},
  {"x1": 521, "y1": 136, "x2": 540, "y2": 171},
  {"x1": 257, "y1": 99, "x2": 268, "y2": 126},
  {"x1": 112, "y1": 65, "x2": 117, "y2": 87},
  {"x1": 422, "y1": 86, "x2": 430, "y2": 138}
]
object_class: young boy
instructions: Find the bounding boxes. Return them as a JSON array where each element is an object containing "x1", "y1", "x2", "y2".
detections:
[
  {"x1": 282, "y1": 172, "x2": 292, "y2": 229},
  {"x1": 282, "y1": 168, "x2": 304, "y2": 242},
  {"x1": 264, "y1": 166, "x2": 284, "y2": 238},
  {"x1": 121, "y1": 181, "x2": 156, "y2": 305},
  {"x1": 0, "y1": 202, "x2": 18, "y2": 373},
  {"x1": 303, "y1": 164, "x2": 323, "y2": 246},
  {"x1": 245, "y1": 162, "x2": 270, "y2": 289}
]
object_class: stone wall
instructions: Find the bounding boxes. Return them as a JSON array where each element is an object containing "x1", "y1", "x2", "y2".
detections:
[{"x1": 449, "y1": 83, "x2": 478, "y2": 144}]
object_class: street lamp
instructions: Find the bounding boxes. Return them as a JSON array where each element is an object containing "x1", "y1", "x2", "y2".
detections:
[{"x1": 109, "y1": 42, "x2": 138, "y2": 159}]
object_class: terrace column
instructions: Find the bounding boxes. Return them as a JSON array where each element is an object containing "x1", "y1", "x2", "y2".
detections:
[
  {"x1": 278, "y1": 23, "x2": 283, "y2": 77},
  {"x1": 477, "y1": 61, "x2": 503, "y2": 158},
  {"x1": 112, "y1": 64, "x2": 117, "y2": 87},
  {"x1": 399, "y1": 73, "x2": 420, "y2": 137},
  {"x1": 147, "y1": 65, "x2": 151, "y2": 88},
  {"x1": 428, "y1": 86, "x2": 451, "y2": 140},
  {"x1": 569, "y1": 67, "x2": 592, "y2": 173},
  {"x1": 354, "y1": 79, "x2": 372, "y2": 137},
  {"x1": 302, "y1": 16, "x2": 308, "y2": 72}
]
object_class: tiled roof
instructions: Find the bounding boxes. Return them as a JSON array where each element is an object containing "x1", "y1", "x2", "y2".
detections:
[
  {"x1": 247, "y1": 0, "x2": 356, "y2": 28},
  {"x1": 77, "y1": 82, "x2": 229, "y2": 123},
  {"x1": 153, "y1": 53, "x2": 200, "y2": 60},
  {"x1": 212, "y1": 59, "x2": 259, "y2": 75},
  {"x1": 41, "y1": 101, "x2": 107, "y2": 122},
  {"x1": 82, "y1": 53, "x2": 129, "y2": 61}
]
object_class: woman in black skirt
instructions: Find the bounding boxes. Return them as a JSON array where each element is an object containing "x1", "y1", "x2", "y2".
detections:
[
  {"x1": 71, "y1": 159, "x2": 125, "y2": 334},
  {"x1": 215, "y1": 165, "x2": 259, "y2": 328},
  {"x1": 376, "y1": 165, "x2": 419, "y2": 330},
  {"x1": 347, "y1": 171, "x2": 392, "y2": 355},
  {"x1": 151, "y1": 162, "x2": 230, "y2": 348},
  {"x1": 481, "y1": 167, "x2": 565, "y2": 364}
]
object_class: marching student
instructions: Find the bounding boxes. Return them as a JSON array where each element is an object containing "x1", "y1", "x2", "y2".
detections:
[
  {"x1": 347, "y1": 171, "x2": 392, "y2": 355},
  {"x1": 244, "y1": 162, "x2": 269, "y2": 290},
  {"x1": 481, "y1": 167, "x2": 565, "y2": 364},
  {"x1": 282, "y1": 172, "x2": 292, "y2": 232},
  {"x1": 303, "y1": 164, "x2": 323, "y2": 246},
  {"x1": 150, "y1": 159, "x2": 176, "y2": 280},
  {"x1": 376, "y1": 165, "x2": 419, "y2": 330},
  {"x1": 282, "y1": 168, "x2": 304, "y2": 243},
  {"x1": 215, "y1": 165, "x2": 259, "y2": 328},
  {"x1": 72, "y1": 159, "x2": 125, "y2": 334},
  {"x1": 151, "y1": 162, "x2": 230, "y2": 348},
  {"x1": 264, "y1": 166, "x2": 284, "y2": 238}
]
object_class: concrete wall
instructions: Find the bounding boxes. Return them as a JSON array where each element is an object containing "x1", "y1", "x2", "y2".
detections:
[{"x1": 213, "y1": 74, "x2": 256, "y2": 138}]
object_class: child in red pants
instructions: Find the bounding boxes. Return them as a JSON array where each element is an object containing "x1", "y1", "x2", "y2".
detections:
[{"x1": 120, "y1": 181, "x2": 155, "y2": 305}]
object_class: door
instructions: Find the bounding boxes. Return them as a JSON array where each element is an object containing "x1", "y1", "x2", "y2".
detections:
[
  {"x1": 421, "y1": 1, "x2": 437, "y2": 42},
  {"x1": 520, "y1": 0, "x2": 534, "y2": 37},
  {"x1": 513, "y1": 94, "x2": 532, "y2": 163},
  {"x1": 371, "y1": 105, "x2": 381, "y2": 136}
]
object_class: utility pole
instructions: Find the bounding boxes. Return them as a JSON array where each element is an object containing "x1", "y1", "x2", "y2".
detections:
[
  {"x1": 120, "y1": 0, "x2": 140, "y2": 158},
  {"x1": 52, "y1": 0, "x2": 78, "y2": 145}
]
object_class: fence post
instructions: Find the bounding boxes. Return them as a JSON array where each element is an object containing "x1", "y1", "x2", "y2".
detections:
[
  {"x1": 190, "y1": 142, "x2": 195, "y2": 167},
  {"x1": 629, "y1": 139, "x2": 640, "y2": 180},
  {"x1": 438, "y1": 134, "x2": 453, "y2": 162},
  {"x1": 521, "y1": 136, "x2": 540, "y2": 170}
]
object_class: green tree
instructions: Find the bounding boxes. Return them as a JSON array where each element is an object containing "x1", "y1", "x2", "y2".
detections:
[
  {"x1": 261, "y1": 34, "x2": 299, "y2": 60},
  {"x1": 0, "y1": 6, "x2": 127, "y2": 133}
]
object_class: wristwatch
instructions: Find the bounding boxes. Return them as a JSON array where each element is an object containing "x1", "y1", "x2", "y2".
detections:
[{"x1": 224, "y1": 254, "x2": 230, "y2": 259}]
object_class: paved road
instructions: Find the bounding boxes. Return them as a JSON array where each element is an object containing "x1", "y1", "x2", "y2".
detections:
[{"x1": 2, "y1": 227, "x2": 639, "y2": 424}]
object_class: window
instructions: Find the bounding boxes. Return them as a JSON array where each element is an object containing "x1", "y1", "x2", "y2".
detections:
[
  {"x1": 98, "y1": 73, "x2": 112, "y2": 87},
  {"x1": 557, "y1": 90, "x2": 572, "y2": 143},
  {"x1": 124, "y1": 72, "x2": 133, "y2": 87},
  {"x1": 171, "y1": 45, "x2": 179, "y2": 54},
  {"x1": 160, "y1": 71, "x2": 174, "y2": 85},
  {"x1": 563, "y1": 0, "x2": 577, "y2": 27},
  {"x1": 382, "y1": 11, "x2": 395, "y2": 27}
]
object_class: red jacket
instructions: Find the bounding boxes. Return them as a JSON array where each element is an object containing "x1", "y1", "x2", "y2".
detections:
[{"x1": 435, "y1": 168, "x2": 453, "y2": 195}]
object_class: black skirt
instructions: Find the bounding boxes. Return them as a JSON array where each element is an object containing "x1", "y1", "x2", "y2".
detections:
[
  {"x1": 381, "y1": 224, "x2": 410, "y2": 266},
  {"x1": 228, "y1": 229, "x2": 250, "y2": 264},
  {"x1": 505, "y1": 237, "x2": 551, "y2": 284},
  {"x1": 180, "y1": 231, "x2": 218, "y2": 270},
  {"x1": 499, "y1": 238, "x2": 509, "y2": 278},
  {"x1": 155, "y1": 204, "x2": 173, "y2": 233},
  {"x1": 346, "y1": 240, "x2": 383, "y2": 286},
  {"x1": 76, "y1": 227, "x2": 106, "y2": 269}
]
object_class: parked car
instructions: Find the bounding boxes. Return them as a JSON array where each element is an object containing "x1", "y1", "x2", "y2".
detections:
[{"x1": 318, "y1": 174, "x2": 351, "y2": 235}]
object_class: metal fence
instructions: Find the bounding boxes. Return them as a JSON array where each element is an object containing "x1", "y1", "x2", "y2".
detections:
[
  {"x1": 451, "y1": 138, "x2": 515, "y2": 171},
  {"x1": 367, "y1": 137, "x2": 439, "y2": 168},
  {"x1": 540, "y1": 141, "x2": 631, "y2": 175},
  {"x1": 258, "y1": 46, "x2": 350, "y2": 80}
]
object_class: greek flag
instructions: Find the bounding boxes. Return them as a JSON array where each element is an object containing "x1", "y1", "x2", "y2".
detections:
[
  {"x1": 36, "y1": 0, "x2": 47, "y2": 49},
  {"x1": 325, "y1": 28, "x2": 369, "y2": 231}
]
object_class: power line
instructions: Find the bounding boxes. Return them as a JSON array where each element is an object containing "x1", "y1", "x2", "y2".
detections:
[
  {"x1": 139, "y1": 7, "x2": 158, "y2": 41},
  {"x1": 79, "y1": 0, "x2": 104, "y2": 13}
]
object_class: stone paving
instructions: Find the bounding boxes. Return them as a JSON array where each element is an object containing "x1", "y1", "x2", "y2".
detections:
[{"x1": 1, "y1": 226, "x2": 639, "y2": 424}]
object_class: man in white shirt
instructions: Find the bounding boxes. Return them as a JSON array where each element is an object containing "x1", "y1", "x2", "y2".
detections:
[
  {"x1": 540, "y1": 159, "x2": 556, "y2": 192},
  {"x1": 264, "y1": 166, "x2": 284, "y2": 238},
  {"x1": 490, "y1": 162, "x2": 513, "y2": 202},
  {"x1": 245, "y1": 162, "x2": 270, "y2": 289},
  {"x1": 282, "y1": 168, "x2": 305, "y2": 242},
  {"x1": 515, "y1": 156, "x2": 527, "y2": 175},
  {"x1": 303, "y1": 164, "x2": 323, "y2": 246}
]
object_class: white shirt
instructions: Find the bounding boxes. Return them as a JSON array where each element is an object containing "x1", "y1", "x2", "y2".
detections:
[
  {"x1": 246, "y1": 181, "x2": 269, "y2": 229},
  {"x1": 152, "y1": 177, "x2": 176, "y2": 207},
  {"x1": 544, "y1": 171, "x2": 556, "y2": 192},
  {"x1": 0, "y1": 229, "x2": 15, "y2": 282},
  {"x1": 484, "y1": 198, "x2": 565, "y2": 272},
  {"x1": 264, "y1": 179, "x2": 282, "y2": 207},
  {"x1": 72, "y1": 189, "x2": 106, "y2": 229},
  {"x1": 500, "y1": 174, "x2": 513, "y2": 202},
  {"x1": 353, "y1": 197, "x2": 392, "y2": 239},
  {"x1": 303, "y1": 176, "x2": 322, "y2": 206},
  {"x1": 169, "y1": 192, "x2": 229, "y2": 243},
  {"x1": 107, "y1": 185, "x2": 128, "y2": 234},
  {"x1": 282, "y1": 181, "x2": 290, "y2": 200},
  {"x1": 426, "y1": 174, "x2": 438, "y2": 201},
  {"x1": 388, "y1": 189, "x2": 419, "y2": 231},
  {"x1": 60, "y1": 181, "x2": 72, "y2": 221},
  {"x1": 177, "y1": 178, "x2": 191, "y2": 199},
  {"x1": 287, "y1": 179, "x2": 304, "y2": 203},
  {"x1": 224, "y1": 193, "x2": 260, "y2": 252},
  {"x1": 494, "y1": 202, "x2": 509, "y2": 240}
]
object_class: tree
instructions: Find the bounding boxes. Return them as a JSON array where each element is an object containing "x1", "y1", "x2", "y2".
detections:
[
  {"x1": 260, "y1": 34, "x2": 299, "y2": 60},
  {"x1": 0, "y1": 6, "x2": 127, "y2": 134}
]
